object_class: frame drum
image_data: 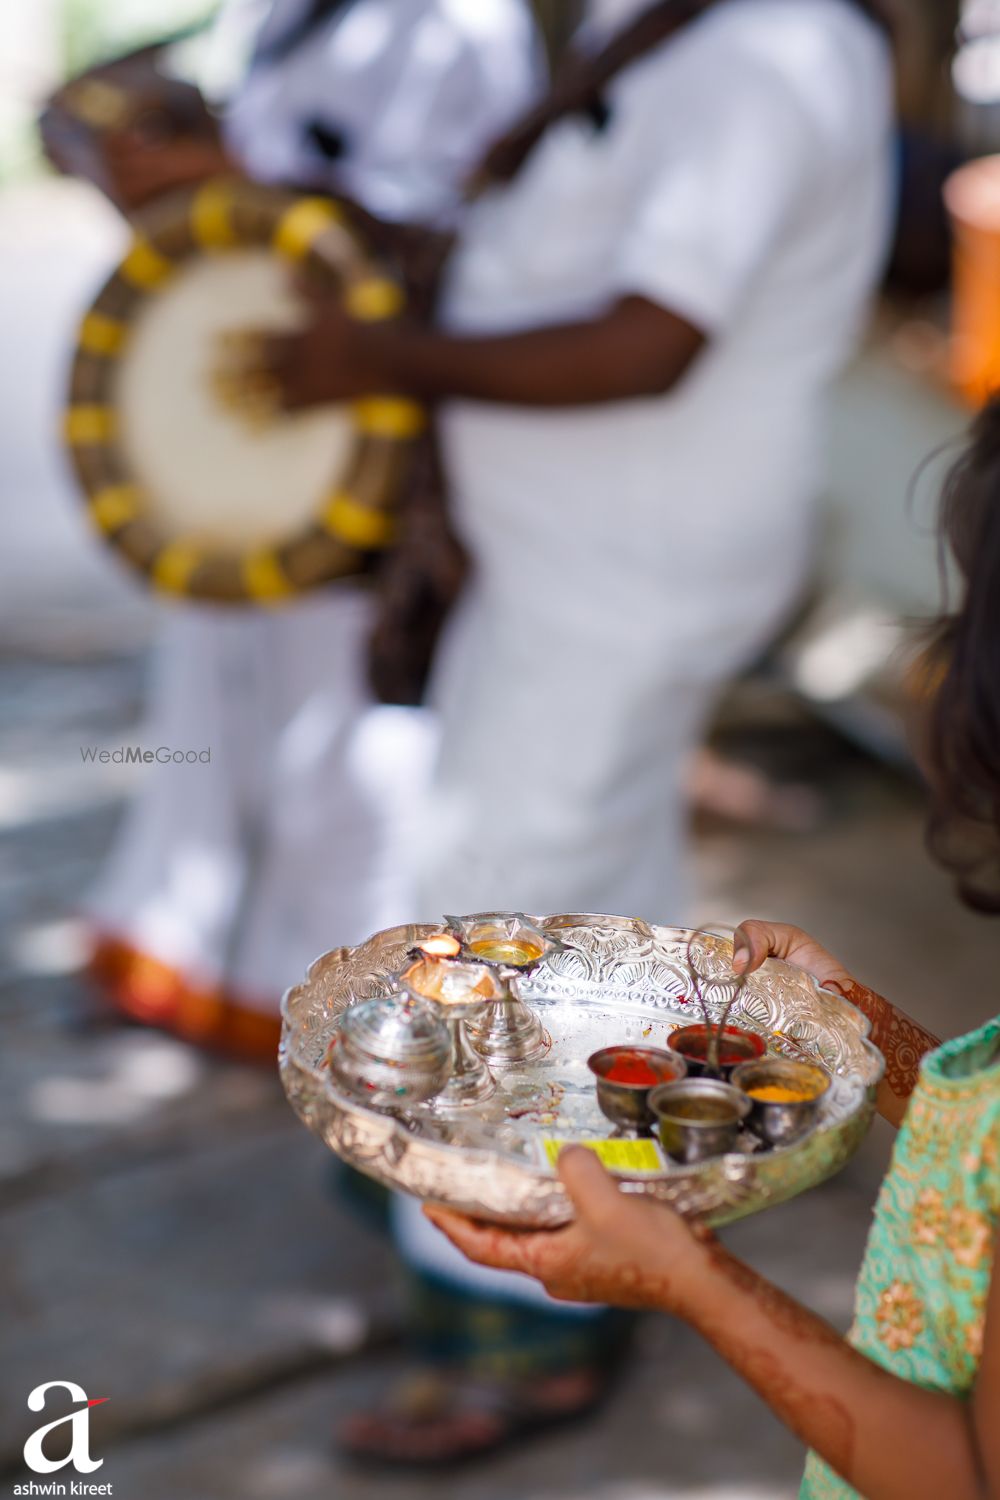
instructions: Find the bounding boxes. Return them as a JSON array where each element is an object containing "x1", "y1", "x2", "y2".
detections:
[{"x1": 65, "y1": 178, "x2": 423, "y2": 604}]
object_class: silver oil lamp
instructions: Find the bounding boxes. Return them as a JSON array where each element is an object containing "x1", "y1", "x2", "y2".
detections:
[
  {"x1": 327, "y1": 994, "x2": 451, "y2": 1109},
  {"x1": 400, "y1": 947, "x2": 504, "y2": 1112},
  {"x1": 443, "y1": 912, "x2": 558, "y2": 1068}
]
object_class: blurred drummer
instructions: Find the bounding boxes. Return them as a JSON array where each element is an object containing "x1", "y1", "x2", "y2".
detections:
[
  {"x1": 85, "y1": 0, "x2": 545, "y2": 1055},
  {"x1": 251, "y1": 0, "x2": 895, "y2": 1459},
  {"x1": 262, "y1": 0, "x2": 895, "y2": 929}
]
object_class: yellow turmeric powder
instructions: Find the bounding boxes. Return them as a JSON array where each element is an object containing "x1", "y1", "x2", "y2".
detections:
[{"x1": 748, "y1": 1083, "x2": 817, "y2": 1104}]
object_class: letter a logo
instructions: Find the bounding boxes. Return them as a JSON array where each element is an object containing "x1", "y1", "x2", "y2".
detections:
[{"x1": 23, "y1": 1382, "x2": 106, "y2": 1474}]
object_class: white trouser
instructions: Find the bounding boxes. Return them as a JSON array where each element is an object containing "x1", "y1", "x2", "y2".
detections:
[
  {"x1": 403, "y1": 468, "x2": 813, "y2": 1304},
  {"x1": 88, "y1": 587, "x2": 435, "y2": 1010},
  {"x1": 412, "y1": 568, "x2": 779, "y2": 928}
]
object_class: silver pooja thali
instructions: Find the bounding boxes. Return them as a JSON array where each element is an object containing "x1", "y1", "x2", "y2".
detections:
[{"x1": 280, "y1": 914, "x2": 885, "y2": 1229}]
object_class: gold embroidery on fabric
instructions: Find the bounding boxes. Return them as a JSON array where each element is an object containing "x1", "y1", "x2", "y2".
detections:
[
  {"x1": 801, "y1": 1021, "x2": 1000, "y2": 1499},
  {"x1": 947, "y1": 1207, "x2": 993, "y2": 1269},
  {"x1": 912, "y1": 1188, "x2": 947, "y2": 1247},
  {"x1": 875, "y1": 1281, "x2": 925, "y2": 1351}
]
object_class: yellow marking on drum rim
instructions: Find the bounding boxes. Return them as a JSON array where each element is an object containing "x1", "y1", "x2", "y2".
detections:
[
  {"x1": 273, "y1": 198, "x2": 343, "y2": 261},
  {"x1": 90, "y1": 484, "x2": 142, "y2": 532},
  {"x1": 79, "y1": 312, "x2": 127, "y2": 356},
  {"x1": 65, "y1": 77, "x2": 130, "y2": 130},
  {"x1": 322, "y1": 491, "x2": 395, "y2": 550},
  {"x1": 243, "y1": 550, "x2": 293, "y2": 601},
  {"x1": 65, "y1": 405, "x2": 116, "y2": 445},
  {"x1": 345, "y1": 277, "x2": 405, "y2": 322},
  {"x1": 152, "y1": 543, "x2": 202, "y2": 595},
  {"x1": 191, "y1": 179, "x2": 240, "y2": 250},
  {"x1": 120, "y1": 238, "x2": 174, "y2": 290},
  {"x1": 352, "y1": 397, "x2": 424, "y2": 439}
]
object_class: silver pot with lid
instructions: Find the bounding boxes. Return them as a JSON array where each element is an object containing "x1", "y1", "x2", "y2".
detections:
[{"x1": 327, "y1": 995, "x2": 451, "y2": 1108}]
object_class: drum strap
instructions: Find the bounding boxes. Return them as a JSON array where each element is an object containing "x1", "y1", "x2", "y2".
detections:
[
  {"x1": 252, "y1": 0, "x2": 361, "y2": 68},
  {"x1": 481, "y1": 0, "x2": 892, "y2": 191}
]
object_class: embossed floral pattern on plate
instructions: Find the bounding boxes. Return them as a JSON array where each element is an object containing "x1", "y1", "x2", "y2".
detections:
[{"x1": 280, "y1": 916, "x2": 884, "y2": 1228}]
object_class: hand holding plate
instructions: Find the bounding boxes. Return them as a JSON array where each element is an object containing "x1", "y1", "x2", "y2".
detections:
[
  {"x1": 426, "y1": 1145, "x2": 710, "y2": 1312},
  {"x1": 731, "y1": 920, "x2": 859, "y2": 994}
]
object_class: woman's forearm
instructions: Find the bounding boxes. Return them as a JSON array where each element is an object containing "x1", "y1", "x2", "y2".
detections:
[
  {"x1": 830, "y1": 980, "x2": 941, "y2": 1127},
  {"x1": 677, "y1": 1239, "x2": 986, "y2": 1499},
  {"x1": 354, "y1": 296, "x2": 705, "y2": 407}
]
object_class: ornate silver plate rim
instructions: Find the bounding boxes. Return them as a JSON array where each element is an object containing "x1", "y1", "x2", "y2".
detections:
[{"x1": 280, "y1": 914, "x2": 886, "y2": 1228}]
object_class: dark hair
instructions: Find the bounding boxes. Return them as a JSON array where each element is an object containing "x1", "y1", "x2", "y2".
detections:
[{"x1": 926, "y1": 398, "x2": 1000, "y2": 911}]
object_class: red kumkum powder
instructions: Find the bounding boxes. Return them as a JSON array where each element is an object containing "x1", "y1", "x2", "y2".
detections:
[{"x1": 604, "y1": 1052, "x2": 664, "y2": 1087}]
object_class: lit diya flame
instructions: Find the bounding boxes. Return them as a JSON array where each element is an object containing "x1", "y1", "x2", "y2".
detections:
[{"x1": 414, "y1": 933, "x2": 462, "y2": 960}]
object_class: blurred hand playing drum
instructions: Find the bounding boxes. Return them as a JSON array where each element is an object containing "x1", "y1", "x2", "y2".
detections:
[
  {"x1": 211, "y1": 330, "x2": 284, "y2": 430},
  {"x1": 103, "y1": 127, "x2": 232, "y2": 213},
  {"x1": 241, "y1": 285, "x2": 389, "y2": 411}
]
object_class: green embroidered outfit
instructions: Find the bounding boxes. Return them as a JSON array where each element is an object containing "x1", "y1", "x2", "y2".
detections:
[{"x1": 800, "y1": 1017, "x2": 1000, "y2": 1499}]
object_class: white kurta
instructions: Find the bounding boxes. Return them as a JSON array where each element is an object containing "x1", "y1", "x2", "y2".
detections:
[
  {"x1": 88, "y1": 0, "x2": 544, "y2": 1007},
  {"x1": 226, "y1": 0, "x2": 545, "y2": 224},
  {"x1": 413, "y1": 0, "x2": 894, "y2": 926},
  {"x1": 396, "y1": 0, "x2": 893, "y2": 1304}
]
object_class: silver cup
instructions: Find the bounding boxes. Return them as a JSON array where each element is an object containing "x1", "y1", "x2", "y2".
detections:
[
  {"x1": 650, "y1": 1078, "x2": 751, "y2": 1164},
  {"x1": 731, "y1": 1058, "x2": 831, "y2": 1148}
]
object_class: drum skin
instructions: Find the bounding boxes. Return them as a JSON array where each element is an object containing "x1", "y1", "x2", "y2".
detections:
[{"x1": 65, "y1": 178, "x2": 423, "y2": 605}]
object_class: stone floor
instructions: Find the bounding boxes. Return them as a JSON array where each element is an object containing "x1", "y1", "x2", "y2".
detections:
[{"x1": 2, "y1": 638, "x2": 995, "y2": 1500}]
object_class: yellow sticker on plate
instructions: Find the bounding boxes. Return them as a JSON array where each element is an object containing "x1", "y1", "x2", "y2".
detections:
[{"x1": 543, "y1": 1138, "x2": 664, "y2": 1173}]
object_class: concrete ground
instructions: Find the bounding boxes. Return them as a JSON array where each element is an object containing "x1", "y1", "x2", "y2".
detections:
[{"x1": 2, "y1": 635, "x2": 994, "y2": 1500}]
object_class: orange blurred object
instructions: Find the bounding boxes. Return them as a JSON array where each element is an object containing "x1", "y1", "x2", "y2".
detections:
[
  {"x1": 89, "y1": 932, "x2": 282, "y2": 1064},
  {"x1": 945, "y1": 154, "x2": 1000, "y2": 406}
]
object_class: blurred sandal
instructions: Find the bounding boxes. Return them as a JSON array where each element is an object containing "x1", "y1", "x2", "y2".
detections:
[{"x1": 338, "y1": 1366, "x2": 609, "y2": 1468}]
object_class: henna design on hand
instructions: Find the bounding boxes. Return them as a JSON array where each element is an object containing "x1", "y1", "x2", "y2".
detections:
[
  {"x1": 829, "y1": 980, "x2": 940, "y2": 1101},
  {"x1": 700, "y1": 1241, "x2": 857, "y2": 1482},
  {"x1": 706, "y1": 1242, "x2": 844, "y2": 1349},
  {"x1": 707, "y1": 1236, "x2": 851, "y2": 1356},
  {"x1": 714, "y1": 1337, "x2": 856, "y2": 1482},
  {"x1": 425, "y1": 1200, "x2": 701, "y2": 1312},
  {"x1": 511, "y1": 1228, "x2": 682, "y2": 1310}
]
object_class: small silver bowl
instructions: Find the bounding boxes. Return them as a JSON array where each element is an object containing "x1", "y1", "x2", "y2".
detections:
[
  {"x1": 650, "y1": 1078, "x2": 751, "y2": 1164},
  {"x1": 399, "y1": 955, "x2": 504, "y2": 1111},
  {"x1": 668, "y1": 1023, "x2": 766, "y2": 1080},
  {"x1": 731, "y1": 1058, "x2": 831, "y2": 1148},
  {"x1": 587, "y1": 1046, "x2": 687, "y2": 1132},
  {"x1": 327, "y1": 996, "x2": 451, "y2": 1109},
  {"x1": 399, "y1": 955, "x2": 504, "y2": 1020},
  {"x1": 445, "y1": 911, "x2": 558, "y2": 972},
  {"x1": 441, "y1": 914, "x2": 556, "y2": 1068}
]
